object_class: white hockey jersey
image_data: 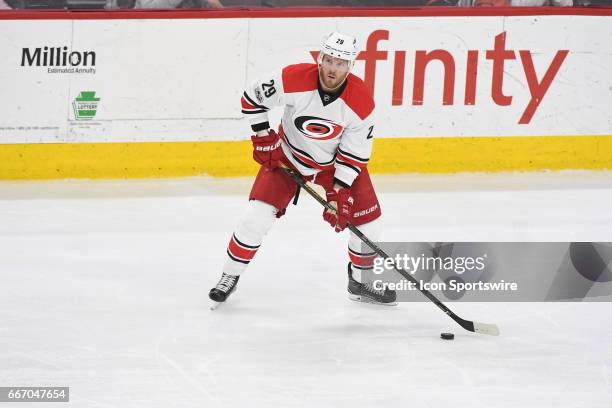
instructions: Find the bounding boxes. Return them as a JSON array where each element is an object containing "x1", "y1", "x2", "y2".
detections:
[{"x1": 241, "y1": 63, "x2": 375, "y2": 187}]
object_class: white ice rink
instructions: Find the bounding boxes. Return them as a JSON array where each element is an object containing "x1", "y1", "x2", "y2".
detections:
[{"x1": 1, "y1": 171, "x2": 612, "y2": 407}]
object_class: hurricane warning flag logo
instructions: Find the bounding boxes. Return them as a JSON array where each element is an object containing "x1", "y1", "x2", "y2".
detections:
[{"x1": 294, "y1": 116, "x2": 343, "y2": 140}]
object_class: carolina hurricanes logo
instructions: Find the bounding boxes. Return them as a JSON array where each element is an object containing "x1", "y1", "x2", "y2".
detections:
[{"x1": 294, "y1": 116, "x2": 344, "y2": 140}]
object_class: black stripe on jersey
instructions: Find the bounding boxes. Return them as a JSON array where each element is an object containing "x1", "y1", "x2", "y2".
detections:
[
  {"x1": 288, "y1": 150, "x2": 315, "y2": 169},
  {"x1": 242, "y1": 108, "x2": 268, "y2": 115},
  {"x1": 338, "y1": 147, "x2": 369, "y2": 163},
  {"x1": 284, "y1": 132, "x2": 335, "y2": 166},
  {"x1": 336, "y1": 159, "x2": 361, "y2": 175},
  {"x1": 251, "y1": 122, "x2": 270, "y2": 132},
  {"x1": 348, "y1": 247, "x2": 376, "y2": 257},
  {"x1": 334, "y1": 177, "x2": 350, "y2": 189},
  {"x1": 227, "y1": 249, "x2": 250, "y2": 264},
  {"x1": 243, "y1": 91, "x2": 269, "y2": 111},
  {"x1": 233, "y1": 234, "x2": 260, "y2": 249}
]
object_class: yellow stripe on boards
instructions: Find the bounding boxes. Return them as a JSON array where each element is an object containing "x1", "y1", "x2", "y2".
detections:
[
  {"x1": 0, "y1": 141, "x2": 258, "y2": 180},
  {"x1": 0, "y1": 136, "x2": 611, "y2": 180},
  {"x1": 369, "y1": 135, "x2": 612, "y2": 174}
]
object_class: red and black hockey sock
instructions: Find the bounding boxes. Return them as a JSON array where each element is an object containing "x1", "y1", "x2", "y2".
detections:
[
  {"x1": 348, "y1": 246, "x2": 377, "y2": 283},
  {"x1": 346, "y1": 218, "x2": 381, "y2": 283},
  {"x1": 227, "y1": 233, "x2": 260, "y2": 265},
  {"x1": 222, "y1": 200, "x2": 277, "y2": 276}
]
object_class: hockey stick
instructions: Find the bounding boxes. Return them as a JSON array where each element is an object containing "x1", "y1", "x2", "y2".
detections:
[{"x1": 281, "y1": 166, "x2": 500, "y2": 336}]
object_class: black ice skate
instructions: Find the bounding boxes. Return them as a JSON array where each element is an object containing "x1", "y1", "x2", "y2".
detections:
[
  {"x1": 347, "y1": 263, "x2": 397, "y2": 306},
  {"x1": 209, "y1": 272, "x2": 239, "y2": 310}
]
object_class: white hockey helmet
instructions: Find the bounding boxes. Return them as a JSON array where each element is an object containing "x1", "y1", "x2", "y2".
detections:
[{"x1": 319, "y1": 32, "x2": 358, "y2": 65}]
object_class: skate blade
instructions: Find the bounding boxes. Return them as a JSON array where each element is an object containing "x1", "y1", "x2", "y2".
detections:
[{"x1": 348, "y1": 293, "x2": 398, "y2": 306}]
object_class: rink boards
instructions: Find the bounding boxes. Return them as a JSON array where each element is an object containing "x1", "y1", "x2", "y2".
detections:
[{"x1": 0, "y1": 8, "x2": 611, "y2": 179}]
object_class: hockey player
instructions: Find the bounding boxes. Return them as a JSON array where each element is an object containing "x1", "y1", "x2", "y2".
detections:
[{"x1": 209, "y1": 32, "x2": 396, "y2": 307}]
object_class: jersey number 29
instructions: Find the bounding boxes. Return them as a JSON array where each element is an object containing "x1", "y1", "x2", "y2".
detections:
[{"x1": 262, "y1": 80, "x2": 276, "y2": 98}]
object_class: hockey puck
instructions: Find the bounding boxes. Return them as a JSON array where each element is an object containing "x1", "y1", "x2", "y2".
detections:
[{"x1": 440, "y1": 332, "x2": 455, "y2": 340}]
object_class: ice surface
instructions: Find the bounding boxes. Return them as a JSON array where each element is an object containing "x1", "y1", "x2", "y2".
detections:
[{"x1": 1, "y1": 171, "x2": 611, "y2": 407}]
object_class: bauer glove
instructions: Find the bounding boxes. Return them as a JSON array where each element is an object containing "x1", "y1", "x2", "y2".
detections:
[
  {"x1": 251, "y1": 130, "x2": 282, "y2": 170},
  {"x1": 323, "y1": 187, "x2": 354, "y2": 233}
]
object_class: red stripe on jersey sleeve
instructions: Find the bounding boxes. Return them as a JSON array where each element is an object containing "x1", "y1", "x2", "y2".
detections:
[
  {"x1": 241, "y1": 96, "x2": 259, "y2": 110},
  {"x1": 336, "y1": 151, "x2": 368, "y2": 169},
  {"x1": 282, "y1": 63, "x2": 319, "y2": 94},
  {"x1": 340, "y1": 74, "x2": 375, "y2": 120}
]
